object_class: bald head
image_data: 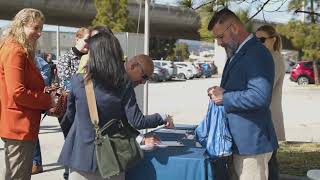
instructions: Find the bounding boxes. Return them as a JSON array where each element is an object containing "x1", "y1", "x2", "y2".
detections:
[
  {"x1": 126, "y1": 54, "x2": 154, "y2": 87},
  {"x1": 129, "y1": 54, "x2": 154, "y2": 75}
]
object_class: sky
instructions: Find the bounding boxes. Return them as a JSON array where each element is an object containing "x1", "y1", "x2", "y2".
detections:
[
  {"x1": 156, "y1": 0, "x2": 301, "y2": 23},
  {"x1": 0, "y1": 0, "x2": 301, "y2": 32}
]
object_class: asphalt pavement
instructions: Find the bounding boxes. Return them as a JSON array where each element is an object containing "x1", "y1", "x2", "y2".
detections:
[{"x1": 0, "y1": 75, "x2": 319, "y2": 179}]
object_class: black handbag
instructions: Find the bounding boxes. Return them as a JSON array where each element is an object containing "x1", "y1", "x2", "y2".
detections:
[{"x1": 84, "y1": 79, "x2": 143, "y2": 178}]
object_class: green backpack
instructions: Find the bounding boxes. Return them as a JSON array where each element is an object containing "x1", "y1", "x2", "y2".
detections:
[{"x1": 85, "y1": 79, "x2": 143, "y2": 178}]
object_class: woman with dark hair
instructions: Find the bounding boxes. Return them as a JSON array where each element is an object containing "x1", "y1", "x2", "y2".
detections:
[
  {"x1": 58, "y1": 32, "x2": 170, "y2": 180},
  {"x1": 256, "y1": 25, "x2": 285, "y2": 180}
]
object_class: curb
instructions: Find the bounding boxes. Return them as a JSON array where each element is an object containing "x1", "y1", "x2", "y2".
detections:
[{"x1": 280, "y1": 174, "x2": 310, "y2": 180}]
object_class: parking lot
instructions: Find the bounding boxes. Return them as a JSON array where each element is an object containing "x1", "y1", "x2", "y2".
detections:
[
  {"x1": 0, "y1": 74, "x2": 319, "y2": 179},
  {"x1": 147, "y1": 74, "x2": 320, "y2": 142}
]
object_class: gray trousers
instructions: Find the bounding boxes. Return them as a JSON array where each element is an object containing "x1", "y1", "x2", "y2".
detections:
[
  {"x1": 230, "y1": 152, "x2": 273, "y2": 180},
  {"x1": 69, "y1": 169, "x2": 125, "y2": 180},
  {"x1": 1, "y1": 138, "x2": 36, "y2": 180}
]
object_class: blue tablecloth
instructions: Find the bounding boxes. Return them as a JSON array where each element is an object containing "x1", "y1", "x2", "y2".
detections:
[{"x1": 126, "y1": 125, "x2": 227, "y2": 180}]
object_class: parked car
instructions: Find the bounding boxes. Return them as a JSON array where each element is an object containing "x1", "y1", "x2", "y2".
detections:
[
  {"x1": 175, "y1": 65, "x2": 193, "y2": 80},
  {"x1": 150, "y1": 65, "x2": 170, "y2": 82},
  {"x1": 193, "y1": 62, "x2": 213, "y2": 78},
  {"x1": 153, "y1": 60, "x2": 178, "y2": 79},
  {"x1": 200, "y1": 63, "x2": 213, "y2": 78},
  {"x1": 285, "y1": 60, "x2": 296, "y2": 73},
  {"x1": 174, "y1": 62, "x2": 201, "y2": 78},
  {"x1": 208, "y1": 62, "x2": 218, "y2": 75},
  {"x1": 290, "y1": 61, "x2": 320, "y2": 85}
]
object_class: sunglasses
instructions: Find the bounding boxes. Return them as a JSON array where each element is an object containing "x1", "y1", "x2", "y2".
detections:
[
  {"x1": 84, "y1": 38, "x2": 89, "y2": 43},
  {"x1": 257, "y1": 36, "x2": 273, "y2": 43},
  {"x1": 141, "y1": 74, "x2": 149, "y2": 80}
]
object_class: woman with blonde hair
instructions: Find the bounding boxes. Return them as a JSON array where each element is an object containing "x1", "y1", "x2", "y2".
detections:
[
  {"x1": 256, "y1": 25, "x2": 286, "y2": 180},
  {"x1": 0, "y1": 8, "x2": 56, "y2": 180}
]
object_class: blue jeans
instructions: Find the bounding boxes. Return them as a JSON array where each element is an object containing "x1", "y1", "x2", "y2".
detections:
[{"x1": 33, "y1": 139, "x2": 42, "y2": 166}]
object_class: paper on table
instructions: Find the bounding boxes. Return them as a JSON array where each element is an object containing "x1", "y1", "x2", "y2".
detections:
[
  {"x1": 158, "y1": 141, "x2": 185, "y2": 147},
  {"x1": 140, "y1": 141, "x2": 185, "y2": 151}
]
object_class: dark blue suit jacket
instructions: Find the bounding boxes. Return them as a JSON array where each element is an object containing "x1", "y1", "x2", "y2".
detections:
[
  {"x1": 58, "y1": 75, "x2": 164, "y2": 172},
  {"x1": 221, "y1": 36, "x2": 278, "y2": 155}
]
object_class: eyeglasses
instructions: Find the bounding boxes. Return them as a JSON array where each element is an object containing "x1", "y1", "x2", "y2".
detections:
[
  {"x1": 137, "y1": 63, "x2": 149, "y2": 80},
  {"x1": 84, "y1": 38, "x2": 89, "y2": 43},
  {"x1": 215, "y1": 23, "x2": 233, "y2": 40},
  {"x1": 257, "y1": 36, "x2": 273, "y2": 43}
]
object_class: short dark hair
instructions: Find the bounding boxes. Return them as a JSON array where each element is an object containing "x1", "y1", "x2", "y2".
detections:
[
  {"x1": 207, "y1": 8, "x2": 240, "y2": 31},
  {"x1": 92, "y1": 25, "x2": 114, "y2": 35},
  {"x1": 86, "y1": 32, "x2": 128, "y2": 90}
]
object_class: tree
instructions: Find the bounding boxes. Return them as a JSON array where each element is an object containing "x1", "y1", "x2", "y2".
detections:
[
  {"x1": 286, "y1": 0, "x2": 320, "y2": 84},
  {"x1": 236, "y1": 9, "x2": 254, "y2": 33},
  {"x1": 167, "y1": 43, "x2": 190, "y2": 61},
  {"x1": 179, "y1": 1, "x2": 253, "y2": 42},
  {"x1": 178, "y1": 0, "x2": 194, "y2": 8},
  {"x1": 289, "y1": 0, "x2": 320, "y2": 23},
  {"x1": 277, "y1": 21, "x2": 320, "y2": 84},
  {"x1": 92, "y1": 0, "x2": 129, "y2": 32},
  {"x1": 150, "y1": 37, "x2": 176, "y2": 60}
]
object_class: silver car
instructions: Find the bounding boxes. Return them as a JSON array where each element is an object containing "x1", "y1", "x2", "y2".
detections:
[
  {"x1": 153, "y1": 60, "x2": 177, "y2": 79},
  {"x1": 150, "y1": 65, "x2": 170, "y2": 82}
]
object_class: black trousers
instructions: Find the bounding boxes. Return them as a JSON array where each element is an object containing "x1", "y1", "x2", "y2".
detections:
[
  {"x1": 268, "y1": 150, "x2": 280, "y2": 180},
  {"x1": 58, "y1": 114, "x2": 72, "y2": 180},
  {"x1": 58, "y1": 113, "x2": 72, "y2": 138}
]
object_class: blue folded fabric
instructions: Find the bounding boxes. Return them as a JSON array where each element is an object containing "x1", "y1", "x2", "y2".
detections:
[{"x1": 195, "y1": 101, "x2": 232, "y2": 159}]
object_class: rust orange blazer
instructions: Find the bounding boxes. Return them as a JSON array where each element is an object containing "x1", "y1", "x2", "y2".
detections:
[{"x1": 0, "y1": 39, "x2": 52, "y2": 141}]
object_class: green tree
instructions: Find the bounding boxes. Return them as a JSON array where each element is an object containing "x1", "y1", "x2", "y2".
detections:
[
  {"x1": 277, "y1": 21, "x2": 320, "y2": 84},
  {"x1": 288, "y1": 0, "x2": 320, "y2": 84},
  {"x1": 92, "y1": 0, "x2": 129, "y2": 32},
  {"x1": 150, "y1": 37, "x2": 177, "y2": 60},
  {"x1": 179, "y1": 1, "x2": 253, "y2": 42},
  {"x1": 236, "y1": 9, "x2": 253, "y2": 33},
  {"x1": 198, "y1": 9, "x2": 214, "y2": 41},
  {"x1": 167, "y1": 43, "x2": 190, "y2": 61},
  {"x1": 178, "y1": 0, "x2": 194, "y2": 8},
  {"x1": 289, "y1": 0, "x2": 320, "y2": 23}
]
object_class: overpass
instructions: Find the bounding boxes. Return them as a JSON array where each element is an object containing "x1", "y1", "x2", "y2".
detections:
[{"x1": 0, "y1": 0, "x2": 200, "y2": 39}]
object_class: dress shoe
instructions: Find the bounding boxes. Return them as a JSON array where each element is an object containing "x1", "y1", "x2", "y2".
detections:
[{"x1": 31, "y1": 164, "x2": 43, "y2": 175}]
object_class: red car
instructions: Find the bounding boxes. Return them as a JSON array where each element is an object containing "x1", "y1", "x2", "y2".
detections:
[{"x1": 290, "y1": 61, "x2": 320, "y2": 85}]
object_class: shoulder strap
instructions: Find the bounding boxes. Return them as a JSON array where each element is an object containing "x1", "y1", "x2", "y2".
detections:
[{"x1": 84, "y1": 79, "x2": 99, "y2": 126}]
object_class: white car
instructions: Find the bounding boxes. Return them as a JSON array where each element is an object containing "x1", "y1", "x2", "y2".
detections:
[
  {"x1": 153, "y1": 60, "x2": 178, "y2": 79},
  {"x1": 175, "y1": 64, "x2": 193, "y2": 80},
  {"x1": 174, "y1": 62, "x2": 201, "y2": 78}
]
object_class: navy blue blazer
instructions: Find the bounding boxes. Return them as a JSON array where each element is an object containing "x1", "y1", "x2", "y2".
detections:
[
  {"x1": 58, "y1": 75, "x2": 164, "y2": 172},
  {"x1": 221, "y1": 36, "x2": 278, "y2": 155}
]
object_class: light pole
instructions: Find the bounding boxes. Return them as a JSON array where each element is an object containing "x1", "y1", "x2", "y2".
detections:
[{"x1": 143, "y1": 0, "x2": 150, "y2": 116}]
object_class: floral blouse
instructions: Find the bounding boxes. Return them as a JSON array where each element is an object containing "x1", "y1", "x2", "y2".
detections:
[{"x1": 57, "y1": 48, "x2": 83, "y2": 90}]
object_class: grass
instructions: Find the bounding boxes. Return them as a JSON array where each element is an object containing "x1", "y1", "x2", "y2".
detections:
[{"x1": 278, "y1": 142, "x2": 320, "y2": 176}]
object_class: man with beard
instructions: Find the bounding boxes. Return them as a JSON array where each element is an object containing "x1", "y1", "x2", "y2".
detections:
[{"x1": 207, "y1": 8, "x2": 278, "y2": 180}]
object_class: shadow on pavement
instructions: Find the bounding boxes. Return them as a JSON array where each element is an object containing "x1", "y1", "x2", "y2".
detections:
[
  {"x1": 0, "y1": 148, "x2": 3, "y2": 151},
  {"x1": 149, "y1": 79, "x2": 184, "y2": 84},
  {"x1": 43, "y1": 162, "x2": 60, "y2": 167},
  {"x1": 39, "y1": 163, "x2": 65, "y2": 173},
  {"x1": 39, "y1": 125, "x2": 62, "y2": 134},
  {"x1": 40, "y1": 125, "x2": 60, "y2": 130},
  {"x1": 39, "y1": 129, "x2": 62, "y2": 135},
  {"x1": 42, "y1": 166, "x2": 65, "y2": 173}
]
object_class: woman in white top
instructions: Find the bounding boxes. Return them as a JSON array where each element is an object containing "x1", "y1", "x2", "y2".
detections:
[{"x1": 256, "y1": 25, "x2": 286, "y2": 180}]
